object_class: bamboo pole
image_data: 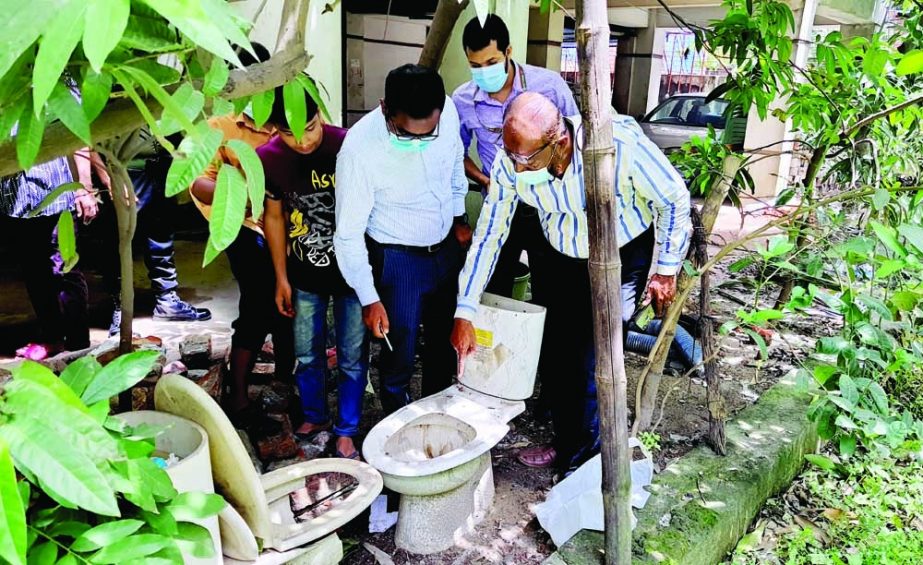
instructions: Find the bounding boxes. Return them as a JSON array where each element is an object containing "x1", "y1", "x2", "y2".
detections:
[{"x1": 575, "y1": 1, "x2": 632, "y2": 562}]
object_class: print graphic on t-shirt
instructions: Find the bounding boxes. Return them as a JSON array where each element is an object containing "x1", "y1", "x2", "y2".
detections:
[{"x1": 287, "y1": 192, "x2": 336, "y2": 267}]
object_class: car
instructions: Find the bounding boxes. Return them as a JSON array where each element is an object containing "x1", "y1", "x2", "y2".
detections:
[{"x1": 639, "y1": 93, "x2": 744, "y2": 154}]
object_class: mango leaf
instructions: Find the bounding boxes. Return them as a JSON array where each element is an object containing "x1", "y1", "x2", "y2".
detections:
[
  {"x1": 60, "y1": 356, "x2": 102, "y2": 398},
  {"x1": 120, "y1": 14, "x2": 181, "y2": 52},
  {"x1": 896, "y1": 49, "x2": 923, "y2": 76},
  {"x1": 0, "y1": 0, "x2": 60, "y2": 81},
  {"x1": 48, "y1": 83, "x2": 91, "y2": 144},
  {"x1": 282, "y1": 81, "x2": 306, "y2": 141},
  {"x1": 838, "y1": 374, "x2": 859, "y2": 405},
  {"x1": 175, "y1": 522, "x2": 216, "y2": 558},
  {"x1": 0, "y1": 415, "x2": 118, "y2": 516},
  {"x1": 56, "y1": 211, "x2": 77, "y2": 272},
  {"x1": 165, "y1": 125, "x2": 224, "y2": 197},
  {"x1": 88, "y1": 533, "x2": 169, "y2": 564},
  {"x1": 0, "y1": 97, "x2": 26, "y2": 147},
  {"x1": 898, "y1": 223, "x2": 923, "y2": 255},
  {"x1": 805, "y1": 453, "x2": 837, "y2": 472},
  {"x1": 211, "y1": 97, "x2": 234, "y2": 117},
  {"x1": 207, "y1": 164, "x2": 248, "y2": 252},
  {"x1": 11, "y1": 360, "x2": 86, "y2": 412},
  {"x1": 869, "y1": 220, "x2": 907, "y2": 258},
  {"x1": 120, "y1": 66, "x2": 194, "y2": 132},
  {"x1": 27, "y1": 542, "x2": 56, "y2": 564},
  {"x1": 81, "y1": 71, "x2": 114, "y2": 122},
  {"x1": 32, "y1": 0, "x2": 86, "y2": 113},
  {"x1": 167, "y1": 492, "x2": 226, "y2": 521},
  {"x1": 225, "y1": 139, "x2": 265, "y2": 220},
  {"x1": 16, "y1": 99, "x2": 46, "y2": 170},
  {"x1": 71, "y1": 520, "x2": 144, "y2": 552},
  {"x1": 81, "y1": 350, "x2": 161, "y2": 405},
  {"x1": 296, "y1": 74, "x2": 332, "y2": 123},
  {"x1": 24, "y1": 182, "x2": 81, "y2": 219},
  {"x1": 250, "y1": 89, "x2": 274, "y2": 128},
  {"x1": 156, "y1": 83, "x2": 204, "y2": 136},
  {"x1": 201, "y1": 238, "x2": 222, "y2": 268},
  {"x1": 141, "y1": 0, "x2": 242, "y2": 66},
  {"x1": 0, "y1": 439, "x2": 26, "y2": 565},
  {"x1": 203, "y1": 57, "x2": 230, "y2": 97},
  {"x1": 857, "y1": 294, "x2": 893, "y2": 321},
  {"x1": 83, "y1": 0, "x2": 130, "y2": 72}
]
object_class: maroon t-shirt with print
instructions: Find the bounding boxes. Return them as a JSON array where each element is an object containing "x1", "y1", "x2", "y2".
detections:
[{"x1": 258, "y1": 124, "x2": 349, "y2": 294}]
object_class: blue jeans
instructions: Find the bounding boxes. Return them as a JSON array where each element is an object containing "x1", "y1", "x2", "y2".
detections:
[{"x1": 293, "y1": 289, "x2": 369, "y2": 437}]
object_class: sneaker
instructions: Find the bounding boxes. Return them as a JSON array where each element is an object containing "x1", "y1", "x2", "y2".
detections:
[
  {"x1": 153, "y1": 291, "x2": 212, "y2": 322},
  {"x1": 108, "y1": 307, "x2": 122, "y2": 337}
]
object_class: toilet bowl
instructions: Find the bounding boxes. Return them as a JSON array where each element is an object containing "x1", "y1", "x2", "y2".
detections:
[{"x1": 363, "y1": 293, "x2": 546, "y2": 554}]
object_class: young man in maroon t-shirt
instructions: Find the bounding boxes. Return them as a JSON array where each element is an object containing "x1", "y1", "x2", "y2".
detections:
[{"x1": 259, "y1": 90, "x2": 368, "y2": 460}]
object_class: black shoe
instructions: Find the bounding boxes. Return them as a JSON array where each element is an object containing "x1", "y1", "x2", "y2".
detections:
[{"x1": 153, "y1": 291, "x2": 212, "y2": 322}]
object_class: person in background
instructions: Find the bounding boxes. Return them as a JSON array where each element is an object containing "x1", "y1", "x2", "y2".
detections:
[
  {"x1": 335, "y1": 64, "x2": 470, "y2": 416},
  {"x1": 452, "y1": 93, "x2": 697, "y2": 474},
  {"x1": 1, "y1": 151, "x2": 99, "y2": 359},
  {"x1": 190, "y1": 43, "x2": 293, "y2": 437},
  {"x1": 260, "y1": 80, "x2": 365, "y2": 459},
  {"x1": 452, "y1": 13, "x2": 581, "y2": 421}
]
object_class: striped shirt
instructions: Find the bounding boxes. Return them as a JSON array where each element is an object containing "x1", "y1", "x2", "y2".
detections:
[
  {"x1": 0, "y1": 157, "x2": 76, "y2": 219},
  {"x1": 455, "y1": 113, "x2": 691, "y2": 321},
  {"x1": 334, "y1": 98, "x2": 469, "y2": 306}
]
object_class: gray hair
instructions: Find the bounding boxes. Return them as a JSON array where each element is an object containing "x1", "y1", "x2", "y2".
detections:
[{"x1": 504, "y1": 92, "x2": 563, "y2": 144}]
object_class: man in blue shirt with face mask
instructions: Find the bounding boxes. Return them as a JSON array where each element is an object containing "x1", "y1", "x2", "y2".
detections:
[
  {"x1": 335, "y1": 64, "x2": 471, "y2": 414},
  {"x1": 452, "y1": 14, "x2": 578, "y2": 300}
]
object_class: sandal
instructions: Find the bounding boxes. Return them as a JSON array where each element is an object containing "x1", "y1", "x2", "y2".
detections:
[
  {"x1": 294, "y1": 422, "x2": 332, "y2": 442},
  {"x1": 517, "y1": 444, "x2": 557, "y2": 468}
]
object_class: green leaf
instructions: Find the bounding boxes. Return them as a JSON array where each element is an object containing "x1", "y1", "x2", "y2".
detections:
[
  {"x1": 203, "y1": 57, "x2": 230, "y2": 97},
  {"x1": 748, "y1": 309, "x2": 784, "y2": 325},
  {"x1": 282, "y1": 81, "x2": 307, "y2": 141},
  {"x1": 81, "y1": 350, "x2": 161, "y2": 405},
  {"x1": 211, "y1": 97, "x2": 234, "y2": 118},
  {"x1": 120, "y1": 14, "x2": 181, "y2": 52},
  {"x1": 876, "y1": 259, "x2": 906, "y2": 279},
  {"x1": 817, "y1": 336, "x2": 849, "y2": 354},
  {"x1": 296, "y1": 74, "x2": 332, "y2": 123},
  {"x1": 139, "y1": 508, "x2": 177, "y2": 536},
  {"x1": 48, "y1": 83, "x2": 91, "y2": 144},
  {"x1": 742, "y1": 328, "x2": 768, "y2": 360},
  {"x1": 250, "y1": 89, "x2": 274, "y2": 129},
  {"x1": 728, "y1": 256, "x2": 756, "y2": 273},
  {"x1": 838, "y1": 374, "x2": 859, "y2": 405},
  {"x1": 201, "y1": 238, "x2": 222, "y2": 268},
  {"x1": 0, "y1": 439, "x2": 27, "y2": 565},
  {"x1": 17, "y1": 99, "x2": 46, "y2": 170},
  {"x1": 165, "y1": 125, "x2": 224, "y2": 197},
  {"x1": 120, "y1": 66, "x2": 195, "y2": 132},
  {"x1": 812, "y1": 364, "x2": 838, "y2": 386},
  {"x1": 25, "y1": 182, "x2": 82, "y2": 219},
  {"x1": 896, "y1": 49, "x2": 923, "y2": 76},
  {"x1": 32, "y1": 0, "x2": 86, "y2": 113},
  {"x1": 167, "y1": 492, "x2": 226, "y2": 521},
  {"x1": 839, "y1": 435, "x2": 857, "y2": 457},
  {"x1": 834, "y1": 414, "x2": 858, "y2": 430},
  {"x1": 890, "y1": 290, "x2": 919, "y2": 312},
  {"x1": 898, "y1": 223, "x2": 923, "y2": 255},
  {"x1": 805, "y1": 453, "x2": 837, "y2": 471},
  {"x1": 81, "y1": 71, "x2": 113, "y2": 123},
  {"x1": 88, "y1": 533, "x2": 169, "y2": 564},
  {"x1": 857, "y1": 294, "x2": 893, "y2": 321},
  {"x1": 83, "y1": 0, "x2": 130, "y2": 72},
  {"x1": 868, "y1": 382, "x2": 889, "y2": 415},
  {"x1": 71, "y1": 520, "x2": 144, "y2": 552},
  {"x1": 0, "y1": 0, "x2": 60, "y2": 81},
  {"x1": 140, "y1": 0, "x2": 242, "y2": 66},
  {"x1": 871, "y1": 188, "x2": 890, "y2": 211},
  {"x1": 56, "y1": 211, "x2": 77, "y2": 272},
  {"x1": 156, "y1": 83, "x2": 204, "y2": 136},
  {"x1": 27, "y1": 541, "x2": 56, "y2": 564},
  {"x1": 175, "y1": 522, "x2": 216, "y2": 558},
  {"x1": 57, "y1": 555, "x2": 78, "y2": 565},
  {"x1": 207, "y1": 164, "x2": 248, "y2": 252},
  {"x1": 225, "y1": 139, "x2": 265, "y2": 220},
  {"x1": 869, "y1": 220, "x2": 907, "y2": 258},
  {"x1": 60, "y1": 356, "x2": 102, "y2": 398},
  {"x1": 0, "y1": 415, "x2": 118, "y2": 516},
  {"x1": 11, "y1": 361, "x2": 86, "y2": 412}
]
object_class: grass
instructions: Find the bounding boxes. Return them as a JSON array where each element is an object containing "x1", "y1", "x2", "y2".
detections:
[{"x1": 729, "y1": 454, "x2": 923, "y2": 565}]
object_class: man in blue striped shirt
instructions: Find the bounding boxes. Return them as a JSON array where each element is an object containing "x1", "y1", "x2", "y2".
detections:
[{"x1": 451, "y1": 92, "x2": 694, "y2": 472}]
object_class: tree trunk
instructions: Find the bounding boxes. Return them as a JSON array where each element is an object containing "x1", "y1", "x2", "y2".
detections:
[
  {"x1": 632, "y1": 156, "x2": 743, "y2": 439},
  {"x1": 419, "y1": 0, "x2": 471, "y2": 68},
  {"x1": 108, "y1": 163, "x2": 137, "y2": 412},
  {"x1": 576, "y1": 1, "x2": 632, "y2": 563}
]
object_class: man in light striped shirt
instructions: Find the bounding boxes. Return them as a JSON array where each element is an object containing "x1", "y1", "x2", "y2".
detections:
[{"x1": 451, "y1": 92, "x2": 693, "y2": 473}]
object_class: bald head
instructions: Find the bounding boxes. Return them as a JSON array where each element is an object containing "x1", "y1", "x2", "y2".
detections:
[{"x1": 503, "y1": 92, "x2": 562, "y2": 147}]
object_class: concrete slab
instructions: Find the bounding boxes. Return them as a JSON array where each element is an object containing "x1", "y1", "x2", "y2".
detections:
[{"x1": 546, "y1": 374, "x2": 818, "y2": 565}]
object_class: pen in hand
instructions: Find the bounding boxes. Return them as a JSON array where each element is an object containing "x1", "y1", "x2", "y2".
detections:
[{"x1": 379, "y1": 322, "x2": 393, "y2": 351}]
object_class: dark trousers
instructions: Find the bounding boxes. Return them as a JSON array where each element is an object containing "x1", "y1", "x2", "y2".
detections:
[
  {"x1": 484, "y1": 205, "x2": 545, "y2": 296},
  {"x1": 368, "y1": 234, "x2": 463, "y2": 414},
  {"x1": 0, "y1": 214, "x2": 89, "y2": 349},
  {"x1": 224, "y1": 228, "x2": 294, "y2": 373},
  {"x1": 102, "y1": 159, "x2": 178, "y2": 297},
  {"x1": 530, "y1": 227, "x2": 655, "y2": 471}
]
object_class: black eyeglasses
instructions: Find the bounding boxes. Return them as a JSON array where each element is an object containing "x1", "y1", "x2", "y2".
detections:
[
  {"x1": 504, "y1": 139, "x2": 555, "y2": 166},
  {"x1": 387, "y1": 118, "x2": 440, "y2": 142}
]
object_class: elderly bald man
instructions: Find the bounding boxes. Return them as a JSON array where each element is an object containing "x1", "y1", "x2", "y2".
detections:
[{"x1": 451, "y1": 92, "x2": 695, "y2": 473}]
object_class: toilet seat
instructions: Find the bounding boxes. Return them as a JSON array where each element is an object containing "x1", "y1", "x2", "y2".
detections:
[{"x1": 362, "y1": 386, "x2": 517, "y2": 479}]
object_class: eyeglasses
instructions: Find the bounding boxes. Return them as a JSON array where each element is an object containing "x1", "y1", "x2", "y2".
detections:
[
  {"x1": 473, "y1": 100, "x2": 504, "y2": 144},
  {"x1": 386, "y1": 118, "x2": 440, "y2": 142},
  {"x1": 504, "y1": 140, "x2": 555, "y2": 166}
]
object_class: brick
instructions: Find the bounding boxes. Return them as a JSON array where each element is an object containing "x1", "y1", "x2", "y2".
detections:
[{"x1": 180, "y1": 335, "x2": 212, "y2": 369}]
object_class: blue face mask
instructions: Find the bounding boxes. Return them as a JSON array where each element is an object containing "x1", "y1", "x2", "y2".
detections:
[
  {"x1": 515, "y1": 167, "x2": 553, "y2": 185},
  {"x1": 471, "y1": 59, "x2": 509, "y2": 93},
  {"x1": 389, "y1": 134, "x2": 431, "y2": 152}
]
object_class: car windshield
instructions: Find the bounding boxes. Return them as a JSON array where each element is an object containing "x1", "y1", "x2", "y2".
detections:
[{"x1": 646, "y1": 97, "x2": 729, "y2": 128}]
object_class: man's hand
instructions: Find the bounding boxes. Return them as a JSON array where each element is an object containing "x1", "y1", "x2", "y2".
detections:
[
  {"x1": 74, "y1": 189, "x2": 98, "y2": 224},
  {"x1": 275, "y1": 280, "x2": 295, "y2": 318},
  {"x1": 453, "y1": 222, "x2": 473, "y2": 249},
  {"x1": 647, "y1": 273, "x2": 677, "y2": 317},
  {"x1": 363, "y1": 301, "x2": 390, "y2": 338},
  {"x1": 451, "y1": 318, "x2": 477, "y2": 360}
]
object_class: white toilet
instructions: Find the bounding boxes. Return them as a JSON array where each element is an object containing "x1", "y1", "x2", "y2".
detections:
[{"x1": 363, "y1": 293, "x2": 546, "y2": 554}]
